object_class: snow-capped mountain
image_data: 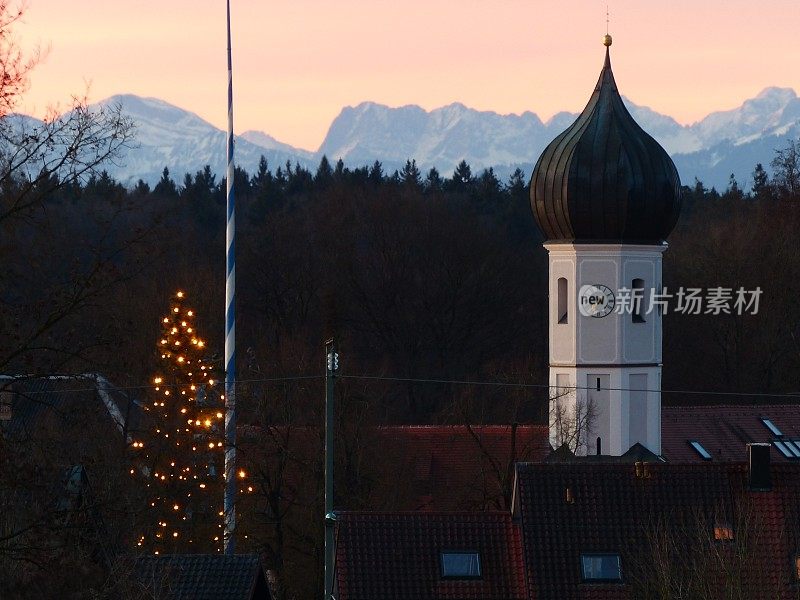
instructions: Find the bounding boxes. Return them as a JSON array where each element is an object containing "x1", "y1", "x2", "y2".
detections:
[
  {"x1": 68, "y1": 89, "x2": 800, "y2": 190},
  {"x1": 94, "y1": 95, "x2": 314, "y2": 186},
  {"x1": 315, "y1": 88, "x2": 800, "y2": 189}
]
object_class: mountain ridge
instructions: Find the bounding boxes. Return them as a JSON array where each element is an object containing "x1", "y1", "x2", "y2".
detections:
[{"x1": 73, "y1": 88, "x2": 800, "y2": 189}]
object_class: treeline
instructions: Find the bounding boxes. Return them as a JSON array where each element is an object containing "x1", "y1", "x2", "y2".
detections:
[
  {"x1": 7, "y1": 142, "x2": 800, "y2": 598},
  {"x1": 8, "y1": 140, "x2": 800, "y2": 422}
]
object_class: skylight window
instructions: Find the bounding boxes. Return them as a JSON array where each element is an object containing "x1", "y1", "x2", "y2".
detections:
[
  {"x1": 580, "y1": 554, "x2": 622, "y2": 582},
  {"x1": 761, "y1": 418, "x2": 783, "y2": 436},
  {"x1": 773, "y1": 440, "x2": 793, "y2": 458},
  {"x1": 689, "y1": 440, "x2": 712, "y2": 460},
  {"x1": 783, "y1": 440, "x2": 800, "y2": 458},
  {"x1": 440, "y1": 551, "x2": 481, "y2": 579}
]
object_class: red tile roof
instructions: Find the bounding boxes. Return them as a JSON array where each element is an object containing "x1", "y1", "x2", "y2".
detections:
[
  {"x1": 134, "y1": 554, "x2": 270, "y2": 600},
  {"x1": 238, "y1": 424, "x2": 549, "y2": 511},
  {"x1": 514, "y1": 461, "x2": 800, "y2": 599},
  {"x1": 662, "y1": 404, "x2": 800, "y2": 462},
  {"x1": 373, "y1": 425, "x2": 550, "y2": 510},
  {"x1": 334, "y1": 511, "x2": 527, "y2": 600}
]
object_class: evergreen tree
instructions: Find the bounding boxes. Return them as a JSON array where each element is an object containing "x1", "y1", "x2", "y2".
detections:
[
  {"x1": 368, "y1": 160, "x2": 384, "y2": 185},
  {"x1": 723, "y1": 173, "x2": 744, "y2": 202},
  {"x1": 447, "y1": 160, "x2": 473, "y2": 193},
  {"x1": 424, "y1": 167, "x2": 443, "y2": 194},
  {"x1": 133, "y1": 179, "x2": 151, "y2": 197},
  {"x1": 315, "y1": 155, "x2": 333, "y2": 188},
  {"x1": 506, "y1": 168, "x2": 526, "y2": 197},
  {"x1": 399, "y1": 159, "x2": 422, "y2": 189},
  {"x1": 474, "y1": 167, "x2": 502, "y2": 207},
  {"x1": 287, "y1": 163, "x2": 313, "y2": 194},
  {"x1": 334, "y1": 158, "x2": 346, "y2": 182},
  {"x1": 154, "y1": 167, "x2": 178, "y2": 198},
  {"x1": 752, "y1": 163, "x2": 770, "y2": 199},
  {"x1": 133, "y1": 291, "x2": 225, "y2": 554}
]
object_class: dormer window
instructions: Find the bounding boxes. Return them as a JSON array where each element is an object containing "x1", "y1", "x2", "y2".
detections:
[
  {"x1": 580, "y1": 553, "x2": 621, "y2": 582},
  {"x1": 440, "y1": 551, "x2": 481, "y2": 579}
]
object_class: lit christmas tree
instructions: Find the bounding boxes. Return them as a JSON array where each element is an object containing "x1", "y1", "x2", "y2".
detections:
[{"x1": 132, "y1": 291, "x2": 227, "y2": 554}]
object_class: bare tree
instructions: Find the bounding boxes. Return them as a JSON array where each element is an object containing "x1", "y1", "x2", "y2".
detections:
[
  {"x1": 628, "y1": 500, "x2": 788, "y2": 600},
  {"x1": 549, "y1": 386, "x2": 596, "y2": 455},
  {"x1": 0, "y1": 2, "x2": 134, "y2": 377}
]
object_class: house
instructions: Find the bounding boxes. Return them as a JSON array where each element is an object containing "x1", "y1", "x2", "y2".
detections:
[
  {"x1": 662, "y1": 404, "x2": 800, "y2": 462},
  {"x1": 0, "y1": 375, "x2": 137, "y2": 596},
  {"x1": 334, "y1": 512, "x2": 526, "y2": 599},
  {"x1": 334, "y1": 449, "x2": 800, "y2": 599},
  {"x1": 134, "y1": 554, "x2": 270, "y2": 600},
  {"x1": 330, "y1": 34, "x2": 800, "y2": 599}
]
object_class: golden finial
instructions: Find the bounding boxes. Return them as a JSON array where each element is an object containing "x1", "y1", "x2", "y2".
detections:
[{"x1": 603, "y1": 4, "x2": 612, "y2": 46}]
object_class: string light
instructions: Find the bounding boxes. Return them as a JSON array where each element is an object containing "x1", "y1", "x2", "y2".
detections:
[{"x1": 132, "y1": 290, "x2": 224, "y2": 555}]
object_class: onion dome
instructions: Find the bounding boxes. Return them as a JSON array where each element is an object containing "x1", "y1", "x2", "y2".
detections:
[{"x1": 530, "y1": 37, "x2": 681, "y2": 244}]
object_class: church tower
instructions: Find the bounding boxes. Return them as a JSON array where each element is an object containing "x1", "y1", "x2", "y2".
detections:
[{"x1": 529, "y1": 35, "x2": 682, "y2": 456}]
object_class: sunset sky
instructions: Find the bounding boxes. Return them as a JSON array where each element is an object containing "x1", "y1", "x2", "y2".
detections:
[{"x1": 16, "y1": 0, "x2": 800, "y2": 151}]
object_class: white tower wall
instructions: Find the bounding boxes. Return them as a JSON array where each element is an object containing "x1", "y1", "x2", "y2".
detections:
[{"x1": 546, "y1": 243, "x2": 665, "y2": 456}]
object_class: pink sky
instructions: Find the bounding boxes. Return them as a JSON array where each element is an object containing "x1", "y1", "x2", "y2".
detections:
[{"x1": 16, "y1": 0, "x2": 800, "y2": 151}]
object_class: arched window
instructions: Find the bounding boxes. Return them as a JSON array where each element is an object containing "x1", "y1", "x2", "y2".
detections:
[
  {"x1": 557, "y1": 277, "x2": 568, "y2": 324},
  {"x1": 632, "y1": 278, "x2": 645, "y2": 323}
]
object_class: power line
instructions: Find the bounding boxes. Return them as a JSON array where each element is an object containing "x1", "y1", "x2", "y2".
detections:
[
  {"x1": 3, "y1": 375, "x2": 322, "y2": 396},
  {"x1": 6, "y1": 373, "x2": 800, "y2": 400},
  {"x1": 338, "y1": 375, "x2": 800, "y2": 399}
]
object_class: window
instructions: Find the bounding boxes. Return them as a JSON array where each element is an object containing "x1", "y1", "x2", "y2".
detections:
[
  {"x1": 581, "y1": 554, "x2": 621, "y2": 582},
  {"x1": 784, "y1": 440, "x2": 800, "y2": 458},
  {"x1": 761, "y1": 418, "x2": 782, "y2": 436},
  {"x1": 773, "y1": 440, "x2": 793, "y2": 458},
  {"x1": 440, "y1": 551, "x2": 481, "y2": 579},
  {"x1": 557, "y1": 277, "x2": 568, "y2": 324},
  {"x1": 689, "y1": 440, "x2": 712, "y2": 461},
  {"x1": 632, "y1": 278, "x2": 645, "y2": 323},
  {"x1": 714, "y1": 523, "x2": 734, "y2": 541}
]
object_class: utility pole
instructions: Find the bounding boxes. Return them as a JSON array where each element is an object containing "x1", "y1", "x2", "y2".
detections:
[{"x1": 324, "y1": 339, "x2": 338, "y2": 600}]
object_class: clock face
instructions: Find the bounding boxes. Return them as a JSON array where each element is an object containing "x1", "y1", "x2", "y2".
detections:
[{"x1": 578, "y1": 284, "x2": 616, "y2": 318}]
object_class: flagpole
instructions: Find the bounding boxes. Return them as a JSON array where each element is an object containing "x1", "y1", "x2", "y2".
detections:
[{"x1": 223, "y1": 0, "x2": 237, "y2": 555}]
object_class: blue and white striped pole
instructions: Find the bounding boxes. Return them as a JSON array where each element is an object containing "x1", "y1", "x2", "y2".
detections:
[{"x1": 224, "y1": 0, "x2": 237, "y2": 556}]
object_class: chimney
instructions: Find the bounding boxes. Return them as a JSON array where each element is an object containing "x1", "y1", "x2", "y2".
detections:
[{"x1": 748, "y1": 443, "x2": 771, "y2": 491}]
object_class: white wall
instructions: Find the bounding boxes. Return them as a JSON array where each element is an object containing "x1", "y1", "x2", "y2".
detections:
[{"x1": 546, "y1": 244, "x2": 665, "y2": 456}]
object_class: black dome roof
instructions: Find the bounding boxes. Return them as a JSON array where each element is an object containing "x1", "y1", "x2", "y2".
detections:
[{"x1": 530, "y1": 46, "x2": 681, "y2": 244}]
